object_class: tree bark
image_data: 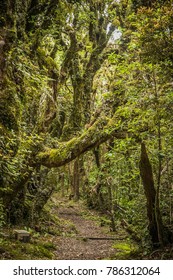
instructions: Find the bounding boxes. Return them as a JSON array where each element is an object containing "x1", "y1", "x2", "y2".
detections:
[
  {"x1": 139, "y1": 142, "x2": 161, "y2": 245},
  {"x1": 73, "y1": 157, "x2": 80, "y2": 200}
]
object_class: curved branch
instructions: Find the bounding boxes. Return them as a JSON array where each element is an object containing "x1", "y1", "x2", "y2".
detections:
[{"x1": 35, "y1": 116, "x2": 126, "y2": 168}]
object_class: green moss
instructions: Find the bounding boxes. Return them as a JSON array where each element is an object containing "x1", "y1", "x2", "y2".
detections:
[
  {"x1": 0, "y1": 238, "x2": 55, "y2": 260},
  {"x1": 49, "y1": 148, "x2": 65, "y2": 161},
  {"x1": 112, "y1": 242, "x2": 139, "y2": 260},
  {"x1": 113, "y1": 243, "x2": 131, "y2": 251},
  {"x1": 43, "y1": 242, "x2": 56, "y2": 250},
  {"x1": 40, "y1": 137, "x2": 78, "y2": 164},
  {"x1": 61, "y1": 124, "x2": 74, "y2": 140},
  {"x1": 27, "y1": 243, "x2": 54, "y2": 259},
  {"x1": 0, "y1": 102, "x2": 19, "y2": 132}
]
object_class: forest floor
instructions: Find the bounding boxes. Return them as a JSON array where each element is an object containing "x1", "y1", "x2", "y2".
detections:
[
  {"x1": 1, "y1": 194, "x2": 173, "y2": 259},
  {"x1": 0, "y1": 194, "x2": 139, "y2": 260},
  {"x1": 49, "y1": 195, "x2": 138, "y2": 260}
]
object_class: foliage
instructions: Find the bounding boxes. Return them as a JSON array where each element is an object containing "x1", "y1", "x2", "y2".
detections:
[{"x1": 1, "y1": 0, "x2": 173, "y2": 257}]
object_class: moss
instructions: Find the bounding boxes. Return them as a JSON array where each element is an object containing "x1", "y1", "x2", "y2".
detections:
[
  {"x1": 43, "y1": 242, "x2": 56, "y2": 250},
  {"x1": 113, "y1": 243, "x2": 131, "y2": 251},
  {"x1": 38, "y1": 137, "x2": 78, "y2": 165},
  {"x1": 37, "y1": 47, "x2": 58, "y2": 71},
  {"x1": 49, "y1": 148, "x2": 66, "y2": 161},
  {"x1": 0, "y1": 237, "x2": 55, "y2": 260},
  {"x1": 61, "y1": 124, "x2": 75, "y2": 141},
  {"x1": 112, "y1": 242, "x2": 139, "y2": 260},
  {"x1": 0, "y1": 101, "x2": 19, "y2": 132},
  {"x1": 36, "y1": 115, "x2": 117, "y2": 169},
  {"x1": 26, "y1": 243, "x2": 54, "y2": 259}
]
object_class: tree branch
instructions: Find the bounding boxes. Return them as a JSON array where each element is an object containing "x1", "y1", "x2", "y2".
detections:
[{"x1": 35, "y1": 116, "x2": 126, "y2": 168}]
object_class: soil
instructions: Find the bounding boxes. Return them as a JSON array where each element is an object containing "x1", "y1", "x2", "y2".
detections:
[{"x1": 52, "y1": 198, "x2": 128, "y2": 260}]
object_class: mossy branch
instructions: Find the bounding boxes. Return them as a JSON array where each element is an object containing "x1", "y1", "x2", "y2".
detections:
[{"x1": 35, "y1": 116, "x2": 126, "y2": 168}]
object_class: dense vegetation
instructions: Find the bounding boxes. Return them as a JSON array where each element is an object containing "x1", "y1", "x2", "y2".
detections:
[{"x1": 1, "y1": 0, "x2": 173, "y2": 258}]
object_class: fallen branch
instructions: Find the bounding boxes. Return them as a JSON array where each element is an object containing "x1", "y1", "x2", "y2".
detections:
[
  {"x1": 77, "y1": 236, "x2": 124, "y2": 241},
  {"x1": 59, "y1": 212, "x2": 81, "y2": 216}
]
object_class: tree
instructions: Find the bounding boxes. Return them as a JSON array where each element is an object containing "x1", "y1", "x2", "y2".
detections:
[
  {"x1": 0, "y1": 0, "x2": 121, "y2": 217},
  {"x1": 1, "y1": 0, "x2": 173, "y2": 249}
]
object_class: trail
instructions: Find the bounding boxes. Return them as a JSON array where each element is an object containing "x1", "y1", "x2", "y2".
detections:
[{"x1": 52, "y1": 198, "x2": 128, "y2": 260}]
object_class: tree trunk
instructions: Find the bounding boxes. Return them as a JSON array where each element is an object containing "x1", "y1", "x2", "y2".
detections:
[
  {"x1": 60, "y1": 167, "x2": 65, "y2": 198},
  {"x1": 139, "y1": 142, "x2": 159, "y2": 245},
  {"x1": 73, "y1": 157, "x2": 80, "y2": 200}
]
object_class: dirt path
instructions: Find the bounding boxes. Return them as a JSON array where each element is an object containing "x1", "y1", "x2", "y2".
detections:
[{"x1": 52, "y1": 199, "x2": 128, "y2": 260}]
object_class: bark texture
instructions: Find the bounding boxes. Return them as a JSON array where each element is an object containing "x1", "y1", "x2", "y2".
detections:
[{"x1": 139, "y1": 142, "x2": 159, "y2": 245}]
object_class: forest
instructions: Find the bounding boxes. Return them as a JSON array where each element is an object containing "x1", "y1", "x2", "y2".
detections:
[{"x1": 1, "y1": 0, "x2": 173, "y2": 260}]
